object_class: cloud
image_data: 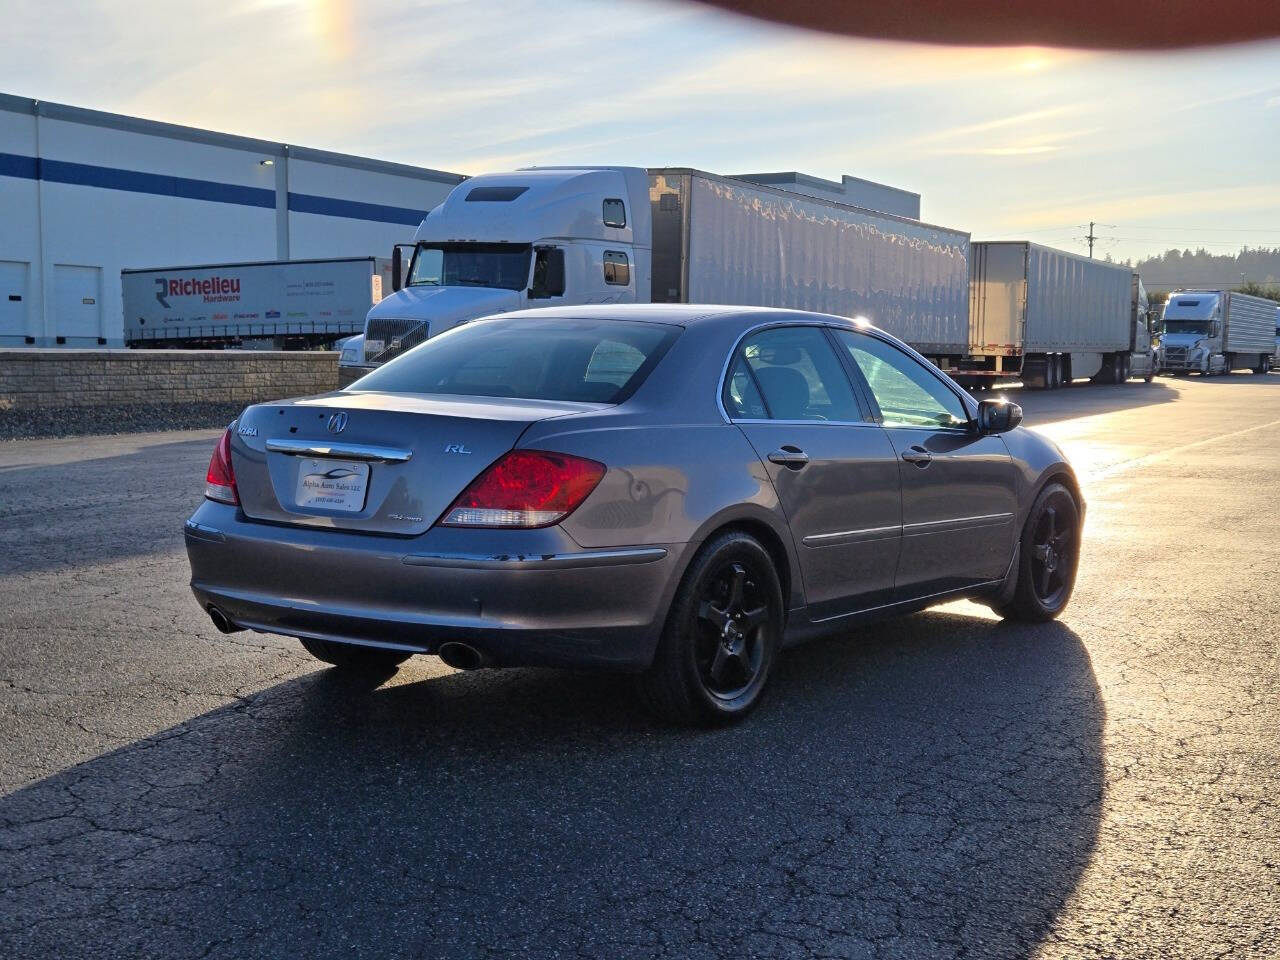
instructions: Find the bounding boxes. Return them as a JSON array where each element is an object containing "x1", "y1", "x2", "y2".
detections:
[
  {"x1": 996, "y1": 183, "x2": 1280, "y2": 233},
  {"x1": 2, "y1": 0, "x2": 1277, "y2": 265}
]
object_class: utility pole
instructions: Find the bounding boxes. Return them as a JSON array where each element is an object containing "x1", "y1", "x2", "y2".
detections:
[{"x1": 1086, "y1": 221, "x2": 1097, "y2": 258}]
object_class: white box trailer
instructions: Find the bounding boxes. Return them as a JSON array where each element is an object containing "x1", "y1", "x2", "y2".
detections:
[
  {"x1": 964, "y1": 241, "x2": 1150, "y2": 389},
  {"x1": 649, "y1": 170, "x2": 970, "y2": 356},
  {"x1": 123, "y1": 257, "x2": 391, "y2": 349},
  {"x1": 1159, "y1": 290, "x2": 1277, "y2": 375},
  {"x1": 360, "y1": 166, "x2": 971, "y2": 368}
]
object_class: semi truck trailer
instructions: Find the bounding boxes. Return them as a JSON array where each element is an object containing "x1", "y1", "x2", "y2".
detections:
[
  {"x1": 1158, "y1": 290, "x2": 1277, "y2": 375},
  {"x1": 123, "y1": 257, "x2": 392, "y2": 349},
  {"x1": 358, "y1": 166, "x2": 970, "y2": 369},
  {"x1": 960, "y1": 241, "x2": 1157, "y2": 389}
]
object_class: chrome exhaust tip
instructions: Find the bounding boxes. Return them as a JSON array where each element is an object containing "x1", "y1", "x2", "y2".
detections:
[
  {"x1": 437, "y1": 641, "x2": 492, "y2": 670},
  {"x1": 207, "y1": 606, "x2": 245, "y2": 634}
]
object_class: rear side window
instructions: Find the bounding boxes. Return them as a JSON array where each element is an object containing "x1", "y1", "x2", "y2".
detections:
[
  {"x1": 728, "y1": 326, "x2": 861, "y2": 422},
  {"x1": 603, "y1": 251, "x2": 630, "y2": 286},
  {"x1": 352, "y1": 317, "x2": 679, "y2": 405},
  {"x1": 723, "y1": 354, "x2": 768, "y2": 419}
]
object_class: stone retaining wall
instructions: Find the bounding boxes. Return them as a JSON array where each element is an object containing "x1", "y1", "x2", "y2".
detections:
[{"x1": 0, "y1": 350, "x2": 338, "y2": 411}]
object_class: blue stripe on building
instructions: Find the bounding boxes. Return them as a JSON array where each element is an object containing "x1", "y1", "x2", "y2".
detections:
[
  {"x1": 287, "y1": 192, "x2": 426, "y2": 226},
  {"x1": 0, "y1": 153, "x2": 428, "y2": 226},
  {"x1": 0, "y1": 152, "x2": 39, "y2": 179}
]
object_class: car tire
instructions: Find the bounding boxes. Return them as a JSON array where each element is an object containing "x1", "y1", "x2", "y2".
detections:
[
  {"x1": 992, "y1": 482, "x2": 1080, "y2": 623},
  {"x1": 300, "y1": 638, "x2": 411, "y2": 671},
  {"x1": 636, "y1": 531, "x2": 784, "y2": 725}
]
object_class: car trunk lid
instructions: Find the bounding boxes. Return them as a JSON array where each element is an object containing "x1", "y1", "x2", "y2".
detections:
[{"x1": 229, "y1": 391, "x2": 601, "y2": 536}]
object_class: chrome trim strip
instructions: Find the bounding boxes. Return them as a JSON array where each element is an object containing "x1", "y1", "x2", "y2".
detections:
[
  {"x1": 802, "y1": 524, "x2": 901, "y2": 546},
  {"x1": 730, "y1": 418, "x2": 882, "y2": 428},
  {"x1": 402, "y1": 547, "x2": 669, "y2": 570},
  {"x1": 265, "y1": 439, "x2": 413, "y2": 463},
  {"x1": 901, "y1": 512, "x2": 1014, "y2": 536}
]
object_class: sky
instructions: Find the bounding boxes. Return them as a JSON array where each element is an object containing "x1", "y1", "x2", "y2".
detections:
[{"x1": 2, "y1": 0, "x2": 1278, "y2": 267}]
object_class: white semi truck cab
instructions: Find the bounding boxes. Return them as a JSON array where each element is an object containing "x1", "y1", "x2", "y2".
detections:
[
  {"x1": 363, "y1": 167, "x2": 650, "y2": 365},
  {"x1": 1159, "y1": 290, "x2": 1276, "y2": 376}
]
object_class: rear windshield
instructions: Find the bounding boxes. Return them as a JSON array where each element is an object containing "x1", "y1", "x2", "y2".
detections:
[{"x1": 350, "y1": 317, "x2": 680, "y2": 404}]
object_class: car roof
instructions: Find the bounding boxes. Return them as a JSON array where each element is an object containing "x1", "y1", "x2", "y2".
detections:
[{"x1": 485, "y1": 303, "x2": 868, "y2": 330}]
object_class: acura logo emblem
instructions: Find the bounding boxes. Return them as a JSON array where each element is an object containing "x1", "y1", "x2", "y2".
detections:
[{"x1": 326, "y1": 412, "x2": 348, "y2": 434}]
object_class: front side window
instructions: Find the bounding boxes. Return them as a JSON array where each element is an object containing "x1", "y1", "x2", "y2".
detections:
[
  {"x1": 728, "y1": 326, "x2": 860, "y2": 422},
  {"x1": 352, "y1": 317, "x2": 678, "y2": 404},
  {"x1": 603, "y1": 251, "x2": 630, "y2": 286},
  {"x1": 835, "y1": 330, "x2": 968, "y2": 429},
  {"x1": 407, "y1": 243, "x2": 532, "y2": 292}
]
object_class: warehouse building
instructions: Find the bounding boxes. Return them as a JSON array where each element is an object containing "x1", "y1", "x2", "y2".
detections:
[{"x1": 0, "y1": 94, "x2": 464, "y2": 347}]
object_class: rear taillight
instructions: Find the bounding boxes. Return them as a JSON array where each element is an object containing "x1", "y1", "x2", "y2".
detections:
[
  {"x1": 440, "y1": 450, "x2": 605, "y2": 528},
  {"x1": 205, "y1": 428, "x2": 239, "y2": 505}
]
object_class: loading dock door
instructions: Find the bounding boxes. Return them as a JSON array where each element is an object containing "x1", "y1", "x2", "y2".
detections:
[
  {"x1": 0, "y1": 261, "x2": 29, "y2": 339},
  {"x1": 53, "y1": 264, "x2": 102, "y2": 340}
]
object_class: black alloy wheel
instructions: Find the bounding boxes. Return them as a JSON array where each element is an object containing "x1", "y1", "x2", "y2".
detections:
[
  {"x1": 694, "y1": 562, "x2": 769, "y2": 701},
  {"x1": 993, "y1": 481, "x2": 1081, "y2": 622},
  {"x1": 638, "y1": 531, "x2": 783, "y2": 724},
  {"x1": 1029, "y1": 501, "x2": 1074, "y2": 609}
]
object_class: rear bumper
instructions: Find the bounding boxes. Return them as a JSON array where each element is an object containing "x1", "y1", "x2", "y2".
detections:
[{"x1": 185, "y1": 501, "x2": 687, "y2": 670}]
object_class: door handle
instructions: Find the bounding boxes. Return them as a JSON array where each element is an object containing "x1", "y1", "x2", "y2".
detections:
[
  {"x1": 767, "y1": 446, "x2": 810, "y2": 469},
  {"x1": 901, "y1": 446, "x2": 933, "y2": 467}
]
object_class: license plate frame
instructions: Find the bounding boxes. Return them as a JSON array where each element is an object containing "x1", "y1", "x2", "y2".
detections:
[{"x1": 294, "y1": 457, "x2": 371, "y2": 513}]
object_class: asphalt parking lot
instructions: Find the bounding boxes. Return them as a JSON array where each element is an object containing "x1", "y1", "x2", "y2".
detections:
[{"x1": 2, "y1": 375, "x2": 1278, "y2": 959}]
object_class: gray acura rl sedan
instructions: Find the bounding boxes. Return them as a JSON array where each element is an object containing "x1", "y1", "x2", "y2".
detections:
[{"x1": 186, "y1": 305, "x2": 1082, "y2": 724}]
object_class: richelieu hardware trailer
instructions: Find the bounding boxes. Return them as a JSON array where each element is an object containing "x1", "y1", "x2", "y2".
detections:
[{"x1": 123, "y1": 257, "x2": 392, "y2": 349}]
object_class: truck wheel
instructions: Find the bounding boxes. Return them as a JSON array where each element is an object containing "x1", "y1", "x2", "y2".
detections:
[
  {"x1": 991, "y1": 482, "x2": 1080, "y2": 623},
  {"x1": 300, "y1": 638, "x2": 411, "y2": 672},
  {"x1": 1045, "y1": 356, "x2": 1059, "y2": 390},
  {"x1": 636, "y1": 531, "x2": 783, "y2": 725}
]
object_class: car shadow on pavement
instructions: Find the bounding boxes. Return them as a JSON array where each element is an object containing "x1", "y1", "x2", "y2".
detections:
[{"x1": 0, "y1": 609, "x2": 1103, "y2": 960}]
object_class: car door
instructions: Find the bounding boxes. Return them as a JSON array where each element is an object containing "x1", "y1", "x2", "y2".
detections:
[
  {"x1": 832, "y1": 329, "x2": 1017, "y2": 599},
  {"x1": 724, "y1": 325, "x2": 903, "y2": 619}
]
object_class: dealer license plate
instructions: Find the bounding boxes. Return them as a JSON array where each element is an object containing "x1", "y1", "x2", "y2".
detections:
[{"x1": 295, "y1": 458, "x2": 370, "y2": 512}]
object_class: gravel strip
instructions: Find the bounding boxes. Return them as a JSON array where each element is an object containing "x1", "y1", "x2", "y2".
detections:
[{"x1": 0, "y1": 402, "x2": 246, "y2": 441}]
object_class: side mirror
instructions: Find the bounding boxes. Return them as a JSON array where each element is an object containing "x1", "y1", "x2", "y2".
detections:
[
  {"x1": 390, "y1": 243, "x2": 415, "y2": 292},
  {"x1": 528, "y1": 247, "x2": 566, "y2": 299},
  {"x1": 977, "y1": 398, "x2": 1023, "y2": 434}
]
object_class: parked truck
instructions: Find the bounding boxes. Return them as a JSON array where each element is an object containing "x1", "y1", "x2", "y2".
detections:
[
  {"x1": 358, "y1": 166, "x2": 970, "y2": 370},
  {"x1": 960, "y1": 241, "x2": 1158, "y2": 390},
  {"x1": 1158, "y1": 290, "x2": 1276, "y2": 376},
  {"x1": 122, "y1": 257, "x2": 392, "y2": 349}
]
